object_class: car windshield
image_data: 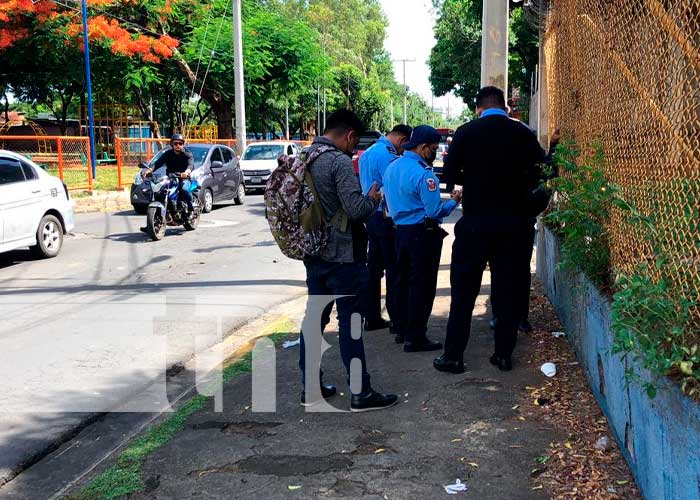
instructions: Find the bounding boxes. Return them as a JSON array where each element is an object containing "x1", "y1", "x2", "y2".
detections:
[
  {"x1": 148, "y1": 146, "x2": 209, "y2": 168},
  {"x1": 243, "y1": 144, "x2": 285, "y2": 160}
]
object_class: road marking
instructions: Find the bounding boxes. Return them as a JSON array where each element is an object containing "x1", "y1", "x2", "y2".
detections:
[{"x1": 199, "y1": 219, "x2": 240, "y2": 228}]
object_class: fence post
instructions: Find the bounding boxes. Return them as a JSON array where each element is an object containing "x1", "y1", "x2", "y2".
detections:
[
  {"x1": 57, "y1": 137, "x2": 64, "y2": 183},
  {"x1": 116, "y1": 137, "x2": 123, "y2": 189}
]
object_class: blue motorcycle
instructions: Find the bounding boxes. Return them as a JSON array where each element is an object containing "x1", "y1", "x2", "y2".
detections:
[{"x1": 140, "y1": 168, "x2": 201, "y2": 240}]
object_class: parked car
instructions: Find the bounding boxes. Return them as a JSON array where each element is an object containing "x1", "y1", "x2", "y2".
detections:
[
  {"x1": 351, "y1": 130, "x2": 382, "y2": 175},
  {"x1": 130, "y1": 144, "x2": 245, "y2": 214},
  {"x1": 0, "y1": 149, "x2": 74, "y2": 258},
  {"x1": 239, "y1": 141, "x2": 300, "y2": 193}
]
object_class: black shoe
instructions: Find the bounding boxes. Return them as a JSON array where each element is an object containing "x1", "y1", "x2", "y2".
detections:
[
  {"x1": 489, "y1": 354, "x2": 513, "y2": 371},
  {"x1": 433, "y1": 355, "x2": 465, "y2": 374},
  {"x1": 301, "y1": 383, "x2": 337, "y2": 407},
  {"x1": 403, "y1": 339, "x2": 443, "y2": 353},
  {"x1": 394, "y1": 333, "x2": 405, "y2": 344},
  {"x1": 518, "y1": 320, "x2": 533, "y2": 333},
  {"x1": 350, "y1": 390, "x2": 398, "y2": 412},
  {"x1": 140, "y1": 227, "x2": 148, "y2": 234},
  {"x1": 365, "y1": 318, "x2": 391, "y2": 331},
  {"x1": 489, "y1": 318, "x2": 497, "y2": 330}
]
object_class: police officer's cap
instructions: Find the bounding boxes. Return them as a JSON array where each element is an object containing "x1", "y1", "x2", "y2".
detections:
[{"x1": 403, "y1": 125, "x2": 441, "y2": 150}]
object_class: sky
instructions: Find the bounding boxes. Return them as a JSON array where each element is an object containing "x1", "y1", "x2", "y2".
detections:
[{"x1": 379, "y1": 0, "x2": 466, "y2": 118}]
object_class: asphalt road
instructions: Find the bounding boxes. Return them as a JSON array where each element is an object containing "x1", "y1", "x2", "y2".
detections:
[{"x1": 0, "y1": 194, "x2": 306, "y2": 484}]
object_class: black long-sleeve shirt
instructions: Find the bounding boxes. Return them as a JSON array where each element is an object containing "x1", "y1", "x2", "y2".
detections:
[{"x1": 154, "y1": 149, "x2": 194, "y2": 175}]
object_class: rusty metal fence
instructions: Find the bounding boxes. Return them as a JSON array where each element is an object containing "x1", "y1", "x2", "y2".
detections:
[
  {"x1": 543, "y1": 1, "x2": 700, "y2": 322},
  {"x1": 0, "y1": 136, "x2": 93, "y2": 190}
]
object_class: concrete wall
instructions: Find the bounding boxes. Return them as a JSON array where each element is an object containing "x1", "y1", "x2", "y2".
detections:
[{"x1": 537, "y1": 226, "x2": 700, "y2": 500}]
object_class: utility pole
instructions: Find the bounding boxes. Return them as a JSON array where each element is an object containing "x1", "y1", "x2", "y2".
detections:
[
  {"x1": 389, "y1": 98, "x2": 394, "y2": 129},
  {"x1": 316, "y1": 82, "x2": 320, "y2": 136},
  {"x1": 393, "y1": 58, "x2": 415, "y2": 124},
  {"x1": 233, "y1": 0, "x2": 247, "y2": 154},
  {"x1": 285, "y1": 101, "x2": 290, "y2": 140},
  {"x1": 480, "y1": 0, "x2": 509, "y2": 93},
  {"x1": 80, "y1": 0, "x2": 97, "y2": 181}
]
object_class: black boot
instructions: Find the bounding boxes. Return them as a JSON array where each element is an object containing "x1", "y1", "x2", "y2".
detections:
[
  {"x1": 433, "y1": 355, "x2": 465, "y2": 374},
  {"x1": 489, "y1": 354, "x2": 513, "y2": 372},
  {"x1": 403, "y1": 338, "x2": 443, "y2": 353},
  {"x1": 350, "y1": 389, "x2": 398, "y2": 412},
  {"x1": 301, "y1": 383, "x2": 337, "y2": 407}
]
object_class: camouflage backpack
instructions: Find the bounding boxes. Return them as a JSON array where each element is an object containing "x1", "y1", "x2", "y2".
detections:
[{"x1": 264, "y1": 146, "x2": 348, "y2": 260}]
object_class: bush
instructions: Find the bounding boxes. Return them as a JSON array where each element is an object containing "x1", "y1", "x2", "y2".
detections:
[{"x1": 544, "y1": 140, "x2": 628, "y2": 290}]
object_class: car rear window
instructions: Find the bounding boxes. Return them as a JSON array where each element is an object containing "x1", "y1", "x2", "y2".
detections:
[{"x1": 243, "y1": 145, "x2": 285, "y2": 160}]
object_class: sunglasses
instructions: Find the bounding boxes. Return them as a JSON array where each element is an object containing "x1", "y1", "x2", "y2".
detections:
[{"x1": 172, "y1": 141, "x2": 184, "y2": 146}]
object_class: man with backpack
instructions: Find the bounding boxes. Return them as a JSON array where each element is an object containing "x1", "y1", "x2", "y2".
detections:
[{"x1": 274, "y1": 109, "x2": 398, "y2": 412}]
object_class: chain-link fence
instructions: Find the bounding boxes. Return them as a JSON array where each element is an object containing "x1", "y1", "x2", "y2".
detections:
[
  {"x1": 0, "y1": 136, "x2": 93, "y2": 190},
  {"x1": 543, "y1": 0, "x2": 700, "y2": 323}
]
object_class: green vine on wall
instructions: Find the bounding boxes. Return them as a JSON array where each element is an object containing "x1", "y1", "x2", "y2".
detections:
[{"x1": 545, "y1": 139, "x2": 699, "y2": 400}]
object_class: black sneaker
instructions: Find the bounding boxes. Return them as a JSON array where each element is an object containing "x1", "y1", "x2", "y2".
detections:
[
  {"x1": 364, "y1": 318, "x2": 391, "y2": 331},
  {"x1": 140, "y1": 227, "x2": 148, "y2": 234},
  {"x1": 518, "y1": 320, "x2": 533, "y2": 333},
  {"x1": 301, "y1": 384, "x2": 337, "y2": 407},
  {"x1": 350, "y1": 390, "x2": 398, "y2": 412}
]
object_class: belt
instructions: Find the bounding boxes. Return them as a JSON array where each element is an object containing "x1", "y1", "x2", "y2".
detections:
[{"x1": 395, "y1": 218, "x2": 441, "y2": 231}]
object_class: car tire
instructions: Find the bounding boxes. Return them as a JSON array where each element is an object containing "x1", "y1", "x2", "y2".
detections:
[
  {"x1": 133, "y1": 205, "x2": 148, "y2": 215},
  {"x1": 234, "y1": 183, "x2": 246, "y2": 205},
  {"x1": 31, "y1": 214, "x2": 64, "y2": 258},
  {"x1": 202, "y1": 188, "x2": 214, "y2": 213}
]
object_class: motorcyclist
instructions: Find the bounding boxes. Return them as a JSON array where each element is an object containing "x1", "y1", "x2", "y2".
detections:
[{"x1": 144, "y1": 133, "x2": 195, "y2": 212}]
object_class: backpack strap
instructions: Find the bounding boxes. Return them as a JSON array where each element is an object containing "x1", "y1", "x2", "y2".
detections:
[{"x1": 303, "y1": 144, "x2": 350, "y2": 233}]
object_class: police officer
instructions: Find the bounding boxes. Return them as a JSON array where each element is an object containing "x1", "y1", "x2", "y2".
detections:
[
  {"x1": 359, "y1": 124, "x2": 412, "y2": 332},
  {"x1": 383, "y1": 125, "x2": 462, "y2": 352},
  {"x1": 434, "y1": 86, "x2": 547, "y2": 375}
]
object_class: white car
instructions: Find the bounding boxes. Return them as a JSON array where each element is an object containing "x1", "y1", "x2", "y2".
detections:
[
  {"x1": 240, "y1": 141, "x2": 300, "y2": 192},
  {"x1": 0, "y1": 150, "x2": 74, "y2": 258}
]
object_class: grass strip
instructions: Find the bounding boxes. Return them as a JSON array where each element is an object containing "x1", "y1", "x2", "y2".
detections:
[{"x1": 68, "y1": 319, "x2": 296, "y2": 500}]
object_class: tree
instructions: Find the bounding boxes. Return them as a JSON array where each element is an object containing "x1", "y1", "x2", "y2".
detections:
[{"x1": 429, "y1": 0, "x2": 539, "y2": 112}]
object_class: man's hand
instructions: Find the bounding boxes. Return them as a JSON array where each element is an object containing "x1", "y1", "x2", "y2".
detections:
[
  {"x1": 450, "y1": 188, "x2": 463, "y2": 204},
  {"x1": 180, "y1": 171, "x2": 190, "y2": 180},
  {"x1": 367, "y1": 182, "x2": 382, "y2": 203},
  {"x1": 142, "y1": 168, "x2": 153, "y2": 178}
]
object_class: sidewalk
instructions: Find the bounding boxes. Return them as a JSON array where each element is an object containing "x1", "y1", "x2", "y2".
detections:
[
  {"x1": 71, "y1": 190, "x2": 132, "y2": 214},
  {"x1": 56, "y1": 223, "x2": 638, "y2": 500}
]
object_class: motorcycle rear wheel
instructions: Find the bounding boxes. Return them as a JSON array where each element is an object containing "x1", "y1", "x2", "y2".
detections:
[{"x1": 183, "y1": 197, "x2": 201, "y2": 231}]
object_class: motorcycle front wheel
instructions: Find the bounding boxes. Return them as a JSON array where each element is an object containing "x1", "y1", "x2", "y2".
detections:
[
  {"x1": 147, "y1": 206, "x2": 167, "y2": 240},
  {"x1": 183, "y1": 197, "x2": 201, "y2": 231}
]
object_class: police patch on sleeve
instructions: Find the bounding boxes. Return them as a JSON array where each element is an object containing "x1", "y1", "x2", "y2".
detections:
[{"x1": 426, "y1": 178, "x2": 438, "y2": 192}]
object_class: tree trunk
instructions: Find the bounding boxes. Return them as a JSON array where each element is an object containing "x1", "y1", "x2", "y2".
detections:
[{"x1": 213, "y1": 101, "x2": 234, "y2": 139}]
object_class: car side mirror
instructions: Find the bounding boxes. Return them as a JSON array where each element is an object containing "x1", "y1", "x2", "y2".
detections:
[{"x1": 211, "y1": 161, "x2": 224, "y2": 169}]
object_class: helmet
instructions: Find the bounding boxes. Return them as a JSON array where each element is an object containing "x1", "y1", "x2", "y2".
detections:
[{"x1": 170, "y1": 133, "x2": 185, "y2": 143}]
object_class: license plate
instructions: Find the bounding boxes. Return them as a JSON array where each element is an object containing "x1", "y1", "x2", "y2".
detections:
[{"x1": 252, "y1": 176, "x2": 262, "y2": 184}]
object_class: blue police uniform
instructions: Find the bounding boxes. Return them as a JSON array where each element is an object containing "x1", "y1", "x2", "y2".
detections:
[
  {"x1": 383, "y1": 147, "x2": 458, "y2": 349},
  {"x1": 358, "y1": 136, "x2": 401, "y2": 329}
]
